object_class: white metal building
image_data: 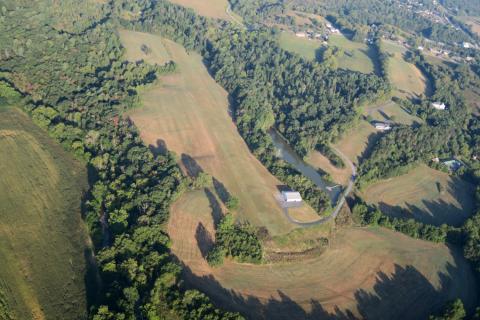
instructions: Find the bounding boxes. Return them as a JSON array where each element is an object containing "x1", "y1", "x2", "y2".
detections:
[{"x1": 282, "y1": 191, "x2": 302, "y2": 203}]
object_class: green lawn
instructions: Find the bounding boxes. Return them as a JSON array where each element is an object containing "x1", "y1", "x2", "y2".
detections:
[
  {"x1": 278, "y1": 32, "x2": 376, "y2": 74},
  {"x1": 278, "y1": 32, "x2": 322, "y2": 61},
  {"x1": 0, "y1": 107, "x2": 91, "y2": 320},
  {"x1": 328, "y1": 34, "x2": 376, "y2": 74}
]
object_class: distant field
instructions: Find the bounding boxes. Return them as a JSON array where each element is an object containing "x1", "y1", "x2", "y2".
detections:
[
  {"x1": 362, "y1": 164, "x2": 475, "y2": 227},
  {"x1": 458, "y1": 16, "x2": 480, "y2": 36},
  {"x1": 278, "y1": 32, "x2": 322, "y2": 61},
  {"x1": 121, "y1": 30, "x2": 319, "y2": 235},
  {"x1": 328, "y1": 34, "x2": 376, "y2": 74},
  {"x1": 168, "y1": 189, "x2": 478, "y2": 319},
  {"x1": 166, "y1": 0, "x2": 242, "y2": 22},
  {"x1": 119, "y1": 30, "x2": 172, "y2": 65},
  {"x1": 278, "y1": 32, "x2": 375, "y2": 74},
  {"x1": 0, "y1": 107, "x2": 90, "y2": 319},
  {"x1": 383, "y1": 40, "x2": 429, "y2": 99},
  {"x1": 365, "y1": 100, "x2": 422, "y2": 125}
]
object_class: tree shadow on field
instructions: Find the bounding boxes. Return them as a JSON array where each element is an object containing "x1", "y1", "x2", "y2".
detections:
[
  {"x1": 204, "y1": 187, "x2": 223, "y2": 226},
  {"x1": 377, "y1": 178, "x2": 475, "y2": 227},
  {"x1": 181, "y1": 153, "x2": 204, "y2": 178},
  {"x1": 149, "y1": 138, "x2": 168, "y2": 156},
  {"x1": 195, "y1": 222, "x2": 215, "y2": 258},
  {"x1": 212, "y1": 177, "x2": 231, "y2": 205},
  {"x1": 178, "y1": 246, "x2": 477, "y2": 319}
]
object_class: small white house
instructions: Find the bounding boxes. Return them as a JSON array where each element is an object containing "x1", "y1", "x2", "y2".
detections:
[
  {"x1": 374, "y1": 122, "x2": 392, "y2": 131},
  {"x1": 463, "y1": 42, "x2": 472, "y2": 49},
  {"x1": 431, "y1": 102, "x2": 446, "y2": 110},
  {"x1": 282, "y1": 191, "x2": 302, "y2": 203}
]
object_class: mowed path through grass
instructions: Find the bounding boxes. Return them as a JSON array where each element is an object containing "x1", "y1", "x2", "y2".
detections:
[
  {"x1": 0, "y1": 107, "x2": 90, "y2": 320},
  {"x1": 121, "y1": 30, "x2": 319, "y2": 235},
  {"x1": 169, "y1": 190, "x2": 478, "y2": 319},
  {"x1": 362, "y1": 164, "x2": 475, "y2": 227}
]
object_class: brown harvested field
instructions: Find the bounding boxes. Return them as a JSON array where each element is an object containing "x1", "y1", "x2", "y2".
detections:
[
  {"x1": 168, "y1": 189, "x2": 478, "y2": 319},
  {"x1": 362, "y1": 165, "x2": 476, "y2": 227},
  {"x1": 121, "y1": 30, "x2": 319, "y2": 235},
  {"x1": 306, "y1": 151, "x2": 351, "y2": 185},
  {"x1": 166, "y1": 0, "x2": 242, "y2": 22}
]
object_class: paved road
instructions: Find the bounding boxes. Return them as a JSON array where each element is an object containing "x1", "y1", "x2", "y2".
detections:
[{"x1": 283, "y1": 146, "x2": 356, "y2": 227}]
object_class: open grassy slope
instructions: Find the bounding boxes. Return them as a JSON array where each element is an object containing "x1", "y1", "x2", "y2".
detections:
[
  {"x1": 328, "y1": 34, "x2": 376, "y2": 74},
  {"x1": 383, "y1": 40, "x2": 430, "y2": 99},
  {"x1": 362, "y1": 164, "x2": 475, "y2": 227},
  {"x1": 166, "y1": 0, "x2": 242, "y2": 22},
  {"x1": 168, "y1": 189, "x2": 478, "y2": 319},
  {"x1": 278, "y1": 33, "x2": 375, "y2": 74},
  {"x1": 121, "y1": 30, "x2": 319, "y2": 235},
  {"x1": 0, "y1": 107, "x2": 90, "y2": 320},
  {"x1": 278, "y1": 32, "x2": 322, "y2": 61}
]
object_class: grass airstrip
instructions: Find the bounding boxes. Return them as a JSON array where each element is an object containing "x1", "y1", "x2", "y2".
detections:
[
  {"x1": 120, "y1": 29, "x2": 478, "y2": 319},
  {"x1": 0, "y1": 106, "x2": 90, "y2": 320},
  {"x1": 120, "y1": 29, "x2": 320, "y2": 236}
]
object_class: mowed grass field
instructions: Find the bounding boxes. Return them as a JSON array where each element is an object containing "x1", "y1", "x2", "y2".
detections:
[
  {"x1": 121, "y1": 30, "x2": 320, "y2": 235},
  {"x1": 278, "y1": 33, "x2": 375, "y2": 74},
  {"x1": 166, "y1": 0, "x2": 242, "y2": 22},
  {"x1": 362, "y1": 164, "x2": 475, "y2": 227},
  {"x1": 278, "y1": 32, "x2": 322, "y2": 61},
  {"x1": 168, "y1": 190, "x2": 478, "y2": 319},
  {"x1": 383, "y1": 40, "x2": 430, "y2": 99},
  {"x1": 328, "y1": 34, "x2": 376, "y2": 74},
  {"x1": 0, "y1": 107, "x2": 90, "y2": 320}
]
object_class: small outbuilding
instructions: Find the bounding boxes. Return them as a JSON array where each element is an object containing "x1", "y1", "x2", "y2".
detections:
[
  {"x1": 374, "y1": 122, "x2": 392, "y2": 131},
  {"x1": 431, "y1": 102, "x2": 446, "y2": 110},
  {"x1": 282, "y1": 191, "x2": 302, "y2": 203}
]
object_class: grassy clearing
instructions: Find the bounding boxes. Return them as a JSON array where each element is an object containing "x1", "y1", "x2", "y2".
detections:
[
  {"x1": 364, "y1": 99, "x2": 422, "y2": 125},
  {"x1": 362, "y1": 164, "x2": 475, "y2": 227},
  {"x1": 278, "y1": 32, "x2": 322, "y2": 61},
  {"x1": 328, "y1": 34, "x2": 375, "y2": 74},
  {"x1": 121, "y1": 30, "x2": 319, "y2": 235},
  {"x1": 383, "y1": 40, "x2": 429, "y2": 99},
  {"x1": 118, "y1": 29, "x2": 172, "y2": 65},
  {"x1": 278, "y1": 32, "x2": 375, "y2": 74},
  {"x1": 166, "y1": 0, "x2": 242, "y2": 22},
  {"x1": 0, "y1": 107, "x2": 90, "y2": 320},
  {"x1": 168, "y1": 190, "x2": 478, "y2": 319}
]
